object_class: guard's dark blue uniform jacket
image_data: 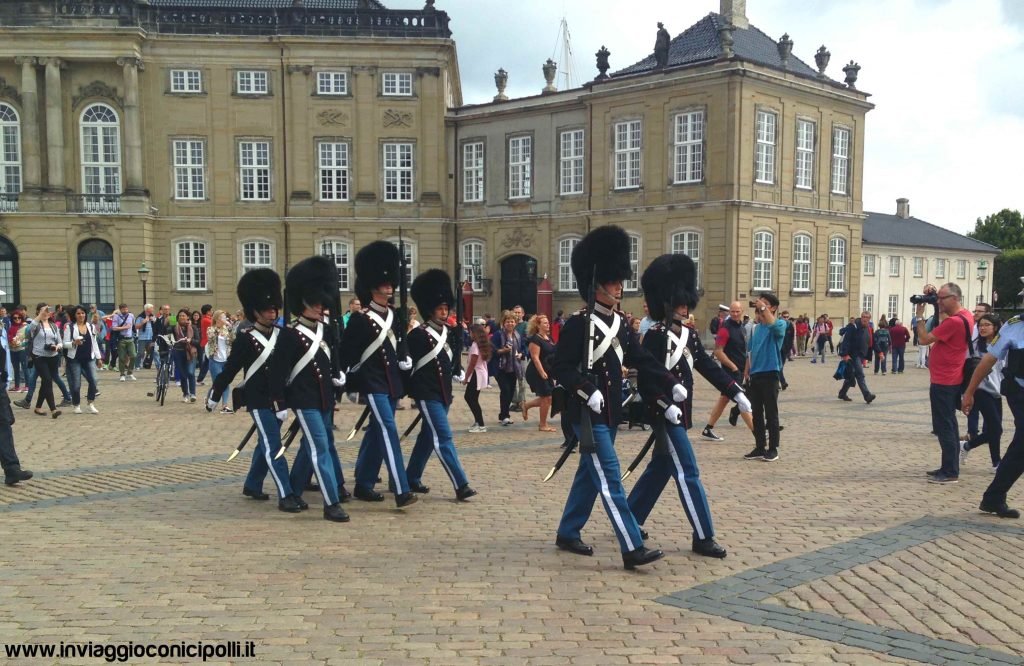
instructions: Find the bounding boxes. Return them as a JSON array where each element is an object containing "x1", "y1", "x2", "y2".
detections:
[
  {"x1": 553, "y1": 304, "x2": 676, "y2": 427},
  {"x1": 338, "y1": 301, "x2": 404, "y2": 398},
  {"x1": 639, "y1": 321, "x2": 742, "y2": 428},
  {"x1": 275, "y1": 316, "x2": 339, "y2": 411},
  {"x1": 407, "y1": 321, "x2": 460, "y2": 406},
  {"x1": 210, "y1": 323, "x2": 285, "y2": 412}
]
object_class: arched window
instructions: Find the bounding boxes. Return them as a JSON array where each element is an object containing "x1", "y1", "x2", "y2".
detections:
[
  {"x1": 557, "y1": 236, "x2": 580, "y2": 292},
  {"x1": 0, "y1": 104, "x2": 21, "y2": 208},
  {"x1": 828, "y1": 236, "x2": 847, "y2": 292},
  {"x1": 318, "y1": 239, "x2": 352, "y2": 291},
  {"x1": 792, "y1": 233, "x2": 812, "y2": 292},
  {"x1": 670, "y1": 230, "x2": 702, "y2": 289},
  {"x1": 753, "y1": 230, "x2": 774, "y2": 291},
  {"x1": 624, "y1": 233, "x2": 641, "y2": 292},
  {"x1": 460, "y1": 240, "x2": 484, "y2": 291},
  {"x1": 241, "y1": 240, "x2": 273, "y2": 273},
  {"x1": 78, "y1": 239, "x2": 115, "y2": 312},
  {"x1": 0, "y1": 236, "x2": 20, "y2": 308},
  {"x1": 80, "y1": 104, "x2": 121, "y2": 199}
]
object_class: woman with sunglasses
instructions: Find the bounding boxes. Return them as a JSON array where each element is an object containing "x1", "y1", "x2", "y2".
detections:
[
  {"x1": 62, "y1": 305, "x2": 101, "y2": 414},
  {"x1": 27, "y1": 304, "x2": 62, "y2": 418}
]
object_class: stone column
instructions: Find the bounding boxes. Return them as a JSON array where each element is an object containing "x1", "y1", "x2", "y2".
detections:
[
  {"x1": 14, "y1": 57, "x2": 41, "y2": 192},
  {"x1": 42, "y1": 57, "x2": 64, "y2": 191},
  {"x1": 117, "y1": 56, "x2": 145, "y2": 195},
  {"x1": 286, "y1": 64, "x2": 312, "y2": 202}
]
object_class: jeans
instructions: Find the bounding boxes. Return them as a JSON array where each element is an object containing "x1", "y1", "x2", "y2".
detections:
[
  {"x1": 172, "y1": 350, "x2": 196, "y2": 397},
  {"x1": 207, "y1": 359, "x2": 228, "y2": 406},
  {"x1": 930, "y1": 383, "x2": 962, "y2": 477},
  {"x1": 354, "y1": 393, "x2": 410, "y2": 497},
  {"x1": 892, "y1": 347, "x2": 905, "y2": 373},
  {"x1": 66, "y1": 358, "x2": 99, "y2": 405},
  {"x1": 10, "y1": 350, "x2": 27, "y2": 386},
  {"x1": 289, "y1": 408, "x2": 340, "y2": 505},
  {"x1": 815, "y1": 336, "x2": 827, "y2": 361},
  {"x1": 406, "y1": 399, "x2": 469, "y2": 492},
  {"x1": 982, "y1": 388, "x2": 1024, "y2": 507},
  {"x1": 24, "y1": 362, "x2": 71, "y2": 404},
  {"x1": 244, "y1": 409, "x2": 295, "y2": 500},
  {"x1": 196, "y1": 348, "x2": 209, "y2": 383},
  {"x1": 873, "y1": 352, "x2": 887, "y2": 374},
  {"x1": 135, "y1": 338, "x2": 153, "y2": 369},
  {"x1": 965, "y1": 390, "x2": 1003, "y2": 467},
  {"x1": 748, "y1": 372, "x2": 780, "y2": 451},
  {"x1": 840, "y1": 356, "x2": 872, "y2": 400}
]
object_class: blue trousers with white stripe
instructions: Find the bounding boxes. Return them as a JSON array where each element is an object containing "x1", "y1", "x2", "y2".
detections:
[
  {"x1": 627, "y1": 424, "x2": 715, "y2": 541},
  {"x1": 354, "y1": 393, "x2": 410, "y2": 497},
  {"x1": 406, "y1": 399, "x2": 469, "y2": 492},
  {"x1": 243, "y1": 409, "x2": 294, "y2": 500},
  {"x1": 288, "y1": 408, "x2": 340, "y2": 506},
  {"x1": 557, "y1": 422, "x2": 644, "y2": 554}
]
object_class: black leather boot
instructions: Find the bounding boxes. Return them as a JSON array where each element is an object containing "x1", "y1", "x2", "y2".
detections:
[
  {"x1": 555, "y1": 536, "x2": 593, "y2": 556},
  {"x1": 396, "y1": 492, "x2": 418, "y2": 508},
  {"x1": 455, "y1": 484, "x2": 477, "y2": 501},
  {"x1": 409, "y1": 481, "x2": 431, "y2": 494},
  {"x1": 243, "y1": 487, "x2": 270, "y2": 500},
  {"x1": 692, "y1": 537, "x2": 728, "y2": 559},
  {"x1": 353, "y1": 486, "x2": 385, "y2": 502},
  {"x1": 622, "y1": 546, "x2": 664, "y2": 570},
  {"x1": 323, "y1": 503, "x2": 350, "y2": 522},
  {"x1": 278, "y1": 495, "x2": 302, "y2": 513},
  {"x1": 3, "y1": 467, "x2": 32, "y2": 486}
]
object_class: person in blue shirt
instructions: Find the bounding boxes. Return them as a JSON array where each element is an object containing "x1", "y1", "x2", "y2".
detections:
[{"x1": 742, "y1": 292, "x2": 787, "y2": 462}]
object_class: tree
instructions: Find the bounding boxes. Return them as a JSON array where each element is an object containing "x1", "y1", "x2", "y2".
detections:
[
  {"x1": 992, "y1": 249, "x2": 1024, "y2": 310},
  {"x1": 968, "y1": 209, "x2": 1024, "y2": 250}
]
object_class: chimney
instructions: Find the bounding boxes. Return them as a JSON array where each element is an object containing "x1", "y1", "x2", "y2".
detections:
[
  {"x1": 720, "y1": 0, "x2": 748, "y2": 29},
  {"x1": 896, "y1": 198, "x2": 910, "y2": 219}
]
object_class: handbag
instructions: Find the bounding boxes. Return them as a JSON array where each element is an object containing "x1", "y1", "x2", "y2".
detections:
[
  {"x1": 833, "y1": 359, "x2": 848, "y2": 381},
  {"x1": 958, "y1": 315, "x2": 980, "y2": 392}
]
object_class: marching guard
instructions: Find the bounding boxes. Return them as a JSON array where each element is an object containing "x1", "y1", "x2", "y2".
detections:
[
  {"x1": 553, "y1": 225, "x2": 686, "y2": 570},
  {"x1": 341, "y1": 241, "x2": 418, "y2": 508},
  {"x1": 404, "y1": 269, "x2": 477, "y2": 501},
  {"x1": 208, "y1": 269, "x2": 302, "y2": 513},
  {"x1": 279, "y1": 256, "x2": 350, "y2": 522},
  {"x1": 629, "y1": 254, "x2": 753, "y2": 558}
]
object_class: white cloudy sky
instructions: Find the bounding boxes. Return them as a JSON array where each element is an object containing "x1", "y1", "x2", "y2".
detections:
[{"x1": 406, "y1": 0, "x2": 1024, "y2": 235}]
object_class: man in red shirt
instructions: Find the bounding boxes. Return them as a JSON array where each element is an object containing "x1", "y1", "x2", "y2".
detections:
[
  {"x1": 915, "y1": 283, "x2": 973, "y2": 484},
  {"x1": 888, "y1": 317, "x2": 911, "y2": 373},
  {"x1": 196, "y1": 304, "x2": 213, "y2": 385}
]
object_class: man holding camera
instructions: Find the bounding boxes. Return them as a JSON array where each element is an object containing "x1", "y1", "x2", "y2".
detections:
[
  {"x1": 742, "y1": 293, "x2": 787, "y2": 462},
  {"x1": 914, "y1": 283, "x2": 973, "y2": 484}
]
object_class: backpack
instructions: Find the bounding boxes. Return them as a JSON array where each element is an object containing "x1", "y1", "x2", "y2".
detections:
[{"x1": 874, "y1": 329, "x2": 891, "y2": 353}]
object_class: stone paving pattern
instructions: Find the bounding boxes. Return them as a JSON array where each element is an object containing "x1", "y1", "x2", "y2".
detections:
[{"x1": 2, "y1": 355, "x2": 1023, "y2": 664}]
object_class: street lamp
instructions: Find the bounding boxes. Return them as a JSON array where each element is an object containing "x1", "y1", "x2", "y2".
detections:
[
  {"x1": 138, "y1": 261, "x2": 150, "y2": 306},
  {"x1": 977, "y1": 260, "x2": 988, "y2": 306}
]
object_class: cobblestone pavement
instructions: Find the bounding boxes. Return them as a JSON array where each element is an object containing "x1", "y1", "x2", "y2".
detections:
[{"x1": 2, "y1": 355, "x2": 1023, "y2": 664}]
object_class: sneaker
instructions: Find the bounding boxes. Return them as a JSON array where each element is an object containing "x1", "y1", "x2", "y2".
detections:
[
  {"x1": 183, "y1": 396, "x2": 191, "y2": 403},
  {"x1": 58, "y1": 399, "x2": 72, "y2": 407},
  {"x1": 127, "y1": 374, "x2": 137, "y2": 382},
  {"x1": 763, "y1": 448, "x2": 779, "y2": 462},
  {"x1": 88, "y1": 403, "x2": 99, "y2": 414},
  {"x1": 468, "y1": 425, "x2": 483, "y2": 433},
  {"x1": 501, "y1": 417, "x2": 513, "y2": 426},
  {"x1": 810, "y1": 358, "x2": 817, "y2": 364},
  {"x1": 13, "y1": 398, "x2": 28, "y2": 409},
  {"x1": 189, "y1": 395, "x2": 197, "y2": 403},
  {"x1": 927, "y1": 473, "x2": 959, "y2": 484},
  {"x1": 701, "y1": 426, "x2": 724, "y2": 442},
  {"x1": 925, "y1": 468, "x2": 941, "y2": 477},
  {"x1": 959, "y1": 440, "x2": 970, "y2": 463},
  {"x1": 743, "y1": 447, "x2": 766, "y2": 460},
  {"x1": 73, "y1": 405, "x2": 82, "y2": 414},
  {"x1": 119, "y1": 375, "x2": 126, "y2": 382},
  {"x1": 220, "y1": 407, "x2": 234, "y2": 414}
]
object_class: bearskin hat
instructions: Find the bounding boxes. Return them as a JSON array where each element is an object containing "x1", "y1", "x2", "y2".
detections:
[
  {"x1": 354, "y1": 241, "x2": 401, "y2": 305},
  {"x1": 570, "y1": 225, "x2": 633, "y2": 301},
  {"x1": 236, "y1": 268, "x2": 283, "y2": 322},
  {"x1": 411, "y1": 269, "x2": 455, "y2": 319},
  {"x1": 640, "y1": 254, "x2": 699, "y2": 322},
  {"x1": 285, "y1": 255, "x2": 339, "y2": 317}
]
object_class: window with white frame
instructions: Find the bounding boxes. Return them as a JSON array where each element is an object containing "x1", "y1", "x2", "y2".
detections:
[
  {"x1": 0, "y1": 104, "x2": 21, "y2": 197},
  {"x1": 389, "y1": 239, "x2": 416, "y2": 286},
  {"x1": 80, "y1": 104, "x2": 121, "y2": 196},
  {"x1": 889, "y1": 256, "x2": 900, "y2": 277},
  {"x1": 462, "y1": 141, "x2": 484, "y2": 203},
  {"x1": 236, "y1": 71, "x2": 268, "y2": 95},
  {"x1": 241, "y1": 240, "x2": 272, "y2": 273},
  {"x1": 176, "y1": 240, "x2": 207, "y2": 291},
  {"x1": 670, "y1": 231, "x2": 702, "y2": 289},
  {"x1": 673, "y1": 110, "x2": 704, "y2": 184},
  {"x1": 173, "y1": 139, "x2": 205, "y2": 200},
  {"x1": 383, "y1": 142, "x2": 413, "y2": 202},
  {"x1": 753, "y1": 231, "x2": 774, "y2": 290},
  {"x1": 624, "y1": 234, "x2": 641, "y2": 292},
  {"x1": 382, "y1": 72, "x2": 412, "y2": 96},
  {"x1": 508, "y1": 135, "x2": 531, "y2": 199},
  {"x1": 460, "y1": 240, "x2": 484, "y2": 291},
  {"x1": 863, "y1": 254, "x2": 876, "y2": 276},
  {"x1": 795, "y1": 119, "x2": 815, "y2": 190},
  {"x1": 913, "y1": 256, "x2": 924, "y2": 278},
  {"x1": 239, "y1": 140, "x2": 270, "y2": 201},
  {"x1": 559, "y1": 129, "x2": 584, "y2": 195},
  {"x1": 888, "y1": 295, "x2": 899, "y2": 318},
  {"x1": 755, "y1": 110, "x2": 777, "y2": 184},
  {"x1": 792, "y1": 233, "x2": 811, "y2": 291},
  {"x1": 862, "y1": 294, "x2": 874, "y2": 314},
  {"x1": 831, "y1": 126, "x2": 850, "y2": 195},
  {"x1": 318, "y1": 141, "x2": 349, "y2": 201},
  {"x1": 828, "y1": 237, "x2": 847, "y2": 292},
  {"x1": 935, "y1": 258, "x2": 945, "y2": 278},
  {"x1": 558, "y1": 237, "x2": 580, "y2": 292},
  {"x1": 956, "y1": 259, "x2": 967, "y2": 280},
  {"x1": 613, "y1": 120, "x2": 642, "y2": 189},
  {"x1": 318, "y1": 239, "x2": 351, "y2": 291},
  {"x1": 317, "y1": 71, "x2": 348, "y2": 96},
  {"x1": 170, "y1": 69, "x2": 202, "y2": 93}
]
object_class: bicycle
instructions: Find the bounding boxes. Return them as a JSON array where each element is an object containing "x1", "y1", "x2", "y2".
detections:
[{"x1": 153, "y1": 334, "x2": 174, "y2": 406}]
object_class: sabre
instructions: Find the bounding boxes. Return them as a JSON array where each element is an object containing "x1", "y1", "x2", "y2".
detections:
[
  {"x1": 273, "y1": 420, "x2": 302, "y2": 460},
  {"x1": 346, "y1": 405, "x2": 371, "y2": 441},
  {"x1": 542, "y1": 435, "x2": 577, "y2": 482},
  {"x1": 227, "y1": 423, "x2": 258, "y2": 462},
  {"x1": 622, "y1": 431, "x2": 657, "y2": 480},
  {"x1": 400, "y1": 412, "x2": 422, "y2": 442}
]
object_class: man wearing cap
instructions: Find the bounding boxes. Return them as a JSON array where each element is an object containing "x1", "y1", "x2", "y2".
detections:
[{"x1": 709, "y1": 304, "x2": 729, "y2": 337}]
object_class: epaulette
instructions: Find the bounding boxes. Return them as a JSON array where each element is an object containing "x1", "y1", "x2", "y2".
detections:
[{"x1": 1006, "y1": 314, "x2": 1023, "y2": 326}]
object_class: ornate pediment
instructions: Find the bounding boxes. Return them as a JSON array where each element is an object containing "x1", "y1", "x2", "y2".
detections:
[
  {"x1": 501, "y1": 228, "x2": 534, "y2": 249},
  {"x1": 0, "y1": 77, "x2": 20, "y2": 104},
  {"x1": 76, "y1": 220, "x2": 111, "y2": 237},
  {"x1": 73, "y1": 81, "x2": 123, "y2": 109}
]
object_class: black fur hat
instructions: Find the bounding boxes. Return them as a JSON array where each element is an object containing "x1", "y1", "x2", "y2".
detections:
[
  {"x1": 571, "y1": 225, "x2": 633, "y2": 301},
  {"x1": 411, "y1": 269, "x2": 454, "y2": 319},
  {"x1": 285, "y1": 256, "x2": 339, "y2": 317},
  {"x1": 355, "y1": 241, "x2": 401, "y2": 305},
  {"x1": 640, "y1": 254, "x2": 699, "y2": 322},
  {"x1": 236, "y1": 268, "x2": 283, "y2": 322}
]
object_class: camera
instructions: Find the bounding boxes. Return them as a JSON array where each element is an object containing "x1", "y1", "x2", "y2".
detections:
[
  {"x1": 44, "y1": 343, "x2": 58, "y2": 352},
  {"x1": 909, "y1": 293, "x2": 938, "y2": 305},
  {"x1": 748, "y1": 300, "x2": 759, "y2": 308}
]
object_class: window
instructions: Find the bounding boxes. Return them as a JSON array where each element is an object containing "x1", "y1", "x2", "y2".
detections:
[
  {"x1": 795, "y1": 119, "x2": 815, "y2": 190},
  {"x1": 889, "y1": 256, "x2": 900, "y2": 277},
  {"x1": 913, "y1": 257, "x2": 924, "y2": 278},
  {"x1": 613, "y1": 120, "x2": 642, "y2": 189},
  {"x1": 862, "y1": 294, "x2": 874, "y2": 314},
  {"x1": 389, "y1": 239, "x2": 416, "y2": 286},
  {"x1": 383, "y1": 142, "x2": 413, "y2": 202},
  {"x1": 239, "y1": 141, "x2": 270, "y2": 201},
  {"x1": 508, "y1": 135, "x2": 531, "y2": 199},
  {"x1": 624, "y1": 234, "x2": 641, "y2": 292},
  {"x1": 80, "y1": 104, "x2": 121, "y2": 197},
  {"x1": 176, "y1": 240, "x2": 207, "y2": 291},
  {"x1": 319, "y1": 239, "x2": 352, "y2": 291},
  {"x1": 317, "y1": 71, "x2": 348, "y2": 96},
  {"x1": 462, "y1": 141, "x2": 484, "y2": 202},
  {"x1": 935, "y1": 259, "x2": 945, "y2": 278},
  {"x1": 460, "y1": 240, "x2": 484, "y2": 291},
  {"x1": 956, "y1": 259, "x2": 967, "y2": 280},
  {"x1": 863, "y1": 254, "x2": 875, "y2": 276},
  {"x1": 236, "y1": 71, "x2": 268, "y2": 95},
  {"x1": 382, "y1": 72, "x2": 412, "y2": 96},
  {"x1": 755, "y1": 110, "x2": 777, "y2": 184},
  {"x1": 173, "y1": 139, "x2": 205, "y2": 200},
  {"x1": 0, "y1": 104, "x2": 21, "y2": 198},
  {"x1": 558, "y1": 237, "x2": 580, "y2": 292},
  {"x1": 888, "y1": 295, "x2": 899, "y2": 318},
  {"x1": 670, "y1": 231, "x2": 702, "y2": 289},
  {"x1": 170, "y1": 69, "x2": 201, "y2": 93},
  {"x1": 318, "y1": 142, "x2": 349, "y2": 201},
  {"x1": 673, "y1": 110, "x2": 704, "y2": 184},
  {"x1": 559, "y1": 129, "x2": 584, "y2": 195},
  {"x1": 753, "y1": 231, "x2": 774, "y2": 290},
  {"x1": 831, "y1": 127, "x2": 850, "y2": 194},
  {"x1": 242, "y1": 240, "x2": 272, "y2": 273},
  {"x1": 792, "y1": 234, "x2": 811, "y2": 291},
  {"x1": 828, "y1": 237, "x2": 847, "y2": 292}
]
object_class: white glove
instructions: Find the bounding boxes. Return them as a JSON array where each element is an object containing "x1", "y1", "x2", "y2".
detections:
[
  {"x1": 672, "y1": 384, "x2": 688, "y2": 402},
  {"x1": 586, "y1": 391, "x2": 604, "y2": 414},
  {"x1": 664, "y1": 404, "x2": 682, "y2": 424},
  {"x1": 455, "y1": 371, "x2": 466, "y2": 383},
  {"x1": 734, "y1": 393, "x2": 752, "y2": 414},
  {"x1": 206, "y1": 398, "x2": 217, "y2": 412},
  {"x1": 399, "y1": 357, "x2": 413, "y2": 372},
  {"x1": 332, "y1": 370, "x2": 346, "y2": 388},
  {"x1": 275, "y1": 409, "x2": 289, "y2": 423}
]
